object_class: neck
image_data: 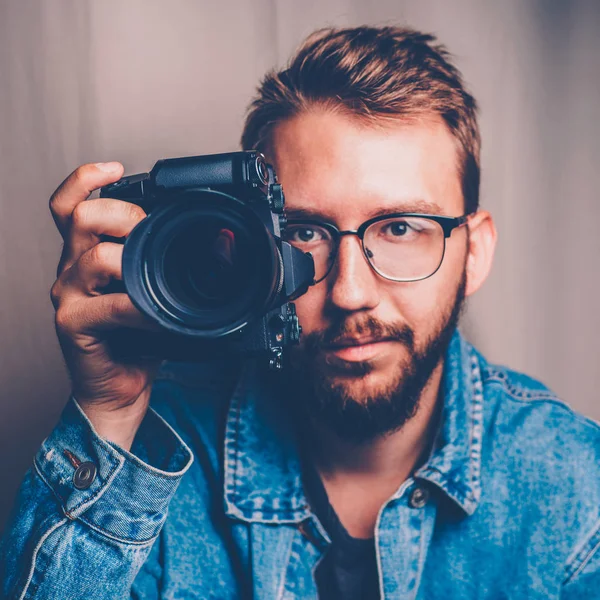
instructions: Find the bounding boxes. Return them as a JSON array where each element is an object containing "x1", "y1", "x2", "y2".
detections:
[
  {"x1": 310, "y1": 360, "x2": 443, "y2": 480},
  {"x1": 300, "y1": 360, "x2": 444, "y2": 538}
]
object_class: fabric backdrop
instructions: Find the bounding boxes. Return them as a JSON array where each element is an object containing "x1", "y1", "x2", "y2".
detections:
[{"x1": 0, "y1": 0, "x2": 598, "y2": 527}]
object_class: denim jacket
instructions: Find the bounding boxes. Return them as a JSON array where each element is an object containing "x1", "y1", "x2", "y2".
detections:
[{"x1": 2, "y1": 330, "x2": 600, "y2": 599}]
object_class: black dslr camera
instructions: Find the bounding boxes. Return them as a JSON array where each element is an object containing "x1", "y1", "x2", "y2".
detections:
[{"x1": 100, "y1": 151, "x2": 314, "y2": 369}]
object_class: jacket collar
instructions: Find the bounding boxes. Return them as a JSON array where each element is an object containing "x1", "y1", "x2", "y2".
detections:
[
  {"x1": 414, "y1": 331, "x2": 484, "y2": 515},
  {"x1": 223, "y1": 360, "x2": 312, "y2": 523},
  {"x1": 223, "y1": 329, "x2": 484, "y2": 523}
]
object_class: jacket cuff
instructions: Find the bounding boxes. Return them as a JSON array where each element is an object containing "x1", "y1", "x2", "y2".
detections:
[{"x1": 34, "y1": 396, "x2": 193, "y2": 543}]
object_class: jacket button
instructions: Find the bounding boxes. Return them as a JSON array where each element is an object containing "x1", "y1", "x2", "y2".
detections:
[
  {"x1": 409, "y1": 485, "x2": 430, "y2": 509},
  {"x1": 73, "y1": 461, "x2": 97, "y2": 490}
]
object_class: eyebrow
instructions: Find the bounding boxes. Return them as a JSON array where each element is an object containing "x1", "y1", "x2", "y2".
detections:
[{"x1": 285, "y1": 199, "x2": 446, "y2": 222}]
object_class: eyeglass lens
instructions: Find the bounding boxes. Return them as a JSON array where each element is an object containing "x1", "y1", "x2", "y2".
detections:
[{"x1": 283, "y1": 216, "x2": 446, "y2": 282}]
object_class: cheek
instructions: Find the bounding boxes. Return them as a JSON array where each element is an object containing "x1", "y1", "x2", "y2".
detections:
[
  {"x1": 390, "y1": 279, "x2": 449, "y2": 325},
  {"x1": 292, "y1": 284, "x2": 327, "y2": 336},
  {"x1": 383, "y1": 249, "x2": 466, "y2": 333},
  {"x1": 290, "y1": 241, "x2": 466, "y2": 341}
]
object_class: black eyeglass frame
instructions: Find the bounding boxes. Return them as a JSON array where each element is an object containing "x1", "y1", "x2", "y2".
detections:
[{"x1": 284, "y1": 212, "x2": 474, "y2": 284}]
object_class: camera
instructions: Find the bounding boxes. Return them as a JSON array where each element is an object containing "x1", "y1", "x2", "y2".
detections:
[{"x1": 99, "y1": 151, "x2": 315, "y2": 368}]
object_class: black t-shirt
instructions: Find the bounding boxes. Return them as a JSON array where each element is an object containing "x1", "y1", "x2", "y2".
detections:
[{"x1": 303, "y1": 465, "x2": 381, "y2": 600}]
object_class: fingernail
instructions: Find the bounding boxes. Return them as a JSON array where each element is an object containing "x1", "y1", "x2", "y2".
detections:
[{"x1": 95, "y1": 161, "x2": 121, "y2": 173}]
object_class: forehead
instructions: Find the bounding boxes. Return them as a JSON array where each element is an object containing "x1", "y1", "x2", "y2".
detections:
[{"x1": 270, "y1": 109, "x2": 464, "y2": 223}]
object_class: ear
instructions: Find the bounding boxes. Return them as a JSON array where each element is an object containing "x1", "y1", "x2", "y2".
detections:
[{"x1": 464, "y1": 210, "x2": 497, "y2": 297}]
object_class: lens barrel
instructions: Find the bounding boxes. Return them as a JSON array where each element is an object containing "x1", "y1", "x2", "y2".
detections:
[{"x1": 122, "y1": 188, "x2": 283, "y2": 338}]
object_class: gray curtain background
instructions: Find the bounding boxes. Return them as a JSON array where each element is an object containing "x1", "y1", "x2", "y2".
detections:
[{"x1": 1, "y1": 0, "x2": 598, "y2": 527}]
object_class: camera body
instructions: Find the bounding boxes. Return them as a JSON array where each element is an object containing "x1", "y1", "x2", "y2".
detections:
[{"x1": 100, "y1": 151, "x2": 314, "y2": 368}]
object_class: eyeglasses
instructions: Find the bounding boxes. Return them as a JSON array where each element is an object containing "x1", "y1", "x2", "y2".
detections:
[{"x1": 282, "y1": 212, "x2": 473, "y2": 284}]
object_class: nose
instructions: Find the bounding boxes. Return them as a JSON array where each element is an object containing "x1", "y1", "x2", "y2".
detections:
[{"x1": 326, "y1": 234, "x2": 381, "y2": 313}]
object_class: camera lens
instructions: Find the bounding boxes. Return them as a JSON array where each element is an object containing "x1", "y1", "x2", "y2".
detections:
[
  {"x1": 156, "y1": 213, "x2": 262, "y2": 329},
  {"x1": 163, "y1": 220, "x2": 247, "y2": 307},
  {"x1": 122, "y1": 189, "x2": 283, "y2": 337}
]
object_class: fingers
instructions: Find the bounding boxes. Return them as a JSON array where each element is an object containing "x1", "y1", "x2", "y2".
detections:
[
  {"x1": 55, "y1": 293, "x2": 160, "y2": 336},
  {"x1": 59, "y1": 197, "x2": 146, "y2": 274},
  {"x1": 49, "y1": 162, "x2": 160, "y2": 340},
  {"x1": 52, "y1": 241, "x2": 161, "y2": 335},
  {"x1": 50, "y1": 162, "x2": 124, "y2": 238},
  {"x1": 54, "y1": 242, "x2": 123, "y2": 301},
  {"x1": 52, "y1": 241, "x2": 162, "y2": 342}
]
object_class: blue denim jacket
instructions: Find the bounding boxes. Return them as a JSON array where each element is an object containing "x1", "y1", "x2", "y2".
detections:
[{"x1": 2, "y1": 331, "x2": 600, "y2": 599}]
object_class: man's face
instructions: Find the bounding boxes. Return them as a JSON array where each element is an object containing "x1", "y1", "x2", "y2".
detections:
[{"x1": 270, "y1": 109, "x2": 469, "y2": 442}]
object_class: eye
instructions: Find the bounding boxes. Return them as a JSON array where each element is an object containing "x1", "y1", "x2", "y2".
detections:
[
  {"x1": 283, "y1": 224, "x2": 330, "y2": 245},
  {"x1": 380, "y1": 219, "x2": 421, "y2": 237},
  {"x1": 295, "y1": 227, "x2": 318, "y2": 242},
  {"x1": 387, "y1": 221, "x2": 409, "y2": 236},
  {"x1": 372, "y1": 217, "x2": 433, "y2": 244}
]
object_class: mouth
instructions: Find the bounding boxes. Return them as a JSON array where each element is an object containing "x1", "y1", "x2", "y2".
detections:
[{"x1": 322, "y1": 337, "x2": 396, "y2": 362}]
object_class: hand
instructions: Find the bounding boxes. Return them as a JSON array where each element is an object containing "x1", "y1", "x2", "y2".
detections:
[{"x1": 49, "y1": 162, "x2": 161, "y2": 450}]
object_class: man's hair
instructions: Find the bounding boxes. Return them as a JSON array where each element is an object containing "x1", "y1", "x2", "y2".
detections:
[{"x1": 241, "y1": 26, "x2": 480, "y2": 213}]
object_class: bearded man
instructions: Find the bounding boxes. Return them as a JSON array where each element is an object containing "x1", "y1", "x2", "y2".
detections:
[{"x1": 2, "y1": 26, "x2": 599, "y2": 600}]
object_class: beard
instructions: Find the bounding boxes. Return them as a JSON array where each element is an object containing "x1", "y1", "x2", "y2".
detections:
[{"x1": 278, "y1": 272, "x2": 467, "y2": 445}]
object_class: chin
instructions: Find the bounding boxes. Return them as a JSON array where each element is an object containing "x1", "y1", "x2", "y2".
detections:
[{"x1": 320, "y1": 360, "x2": 404, "y2": 405}]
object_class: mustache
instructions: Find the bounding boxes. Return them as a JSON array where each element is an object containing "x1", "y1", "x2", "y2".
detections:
[{"x1": 302, "y1": 315, "x2": 415, "y2": 352}]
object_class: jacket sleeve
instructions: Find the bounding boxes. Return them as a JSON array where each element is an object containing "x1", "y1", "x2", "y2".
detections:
[{"x1": 0, "y1": 396, "x2": 193, "y2": 600}]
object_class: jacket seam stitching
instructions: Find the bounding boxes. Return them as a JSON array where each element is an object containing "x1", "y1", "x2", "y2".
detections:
[
  {"x1": 570, "y1": 536, "x2": 600, "y2": 582},
  {"x1": 276, "y1": 530, "x2": 299, "y2": 600},
  {"x1": 223, "y1": 375, "x2": 316, "y2": 519},
  {"x1": 73, "y1": 395, "x2": 193, "y2": 480},
  {"x1": 104, "y1": 413, "x2": 194, "y2": 479},
  {"x1": 33, "y1": 459, "x2": 68, "y2": 508},
  {"x1": 410, "y1": 504, "x2": 429, "y2": 599},
  {"x1": 224, "y1": 364, "x2": 247, "y2": 513},
  {"x1": 564, "y1": 523, "x2": 600, "y2": 584},
  {"x1": 484, "y1": 377, "x2": 600, "y2": 433},
  {"x1": 468, "y1": 351, "x2": 484, "y2": 504},
  {"x1": 232, "y1": 394, "x2": 242, "y2": 504},
  {"x1": 34, "y1": 453, "x2": 121, "y2": 512},
  {"x1": 16, "y1": 518, "x2": 68, "y2": 600},
  {"x1": 483, "y1": 374, "x2": 558, "y2": 401},
  {"x1": 76, "y1": 514, "x2": 160, "y2": 546}
]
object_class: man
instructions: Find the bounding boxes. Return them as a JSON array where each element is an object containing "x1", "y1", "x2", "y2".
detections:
[{"x1": 1, "y1": 26, "x2": 599, "y2": 599}]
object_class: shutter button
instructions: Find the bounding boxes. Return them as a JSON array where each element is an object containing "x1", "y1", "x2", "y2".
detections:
[
  {"x1": 409, "y1": 485, "x2": 430, "y2": 509},
  {"x1": 73, "y1": 462, "x2": 97, "y2": 490}
]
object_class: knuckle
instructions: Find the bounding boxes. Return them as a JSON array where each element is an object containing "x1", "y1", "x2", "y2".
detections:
[
  {"x1": 70, "y1": 200, "x2": 90, "y2": 229},
  {"x1": 48, "y1": 191, "x2": 59, "y2": 215},
  {"x1": 71, "y1": 164, "x2": 90, "y2": 187},
  {"x1": 49, "y1": 186, "x2": 68, "y2": 218},
  {"x1": 106, "y1": 199, "x2": 145, "y2": 227},
  {"x1": 55, "y1": 306, "x2": 74, "y2": 334},
  {"x1": 108, "y1": 295, "x2": 129, "y2": 320},
  {"x1": 106, "y1": 298, "x2": 119, "y2": 320},
  {"x1": 49, "y1": 164, "x2": 91, "y2": 217},
  {"x1": 50, "y1": 281, "x2": 62, "y2": 309},
  {"x1": 88, "y1": 241, "x2": 120, "y2": 272},
  {"x1": 125, "y1": 202, "x2": 146, "y2": 223},
  {"x1": 89, "y1": 241, "x2": 110, "y2": 265}
]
